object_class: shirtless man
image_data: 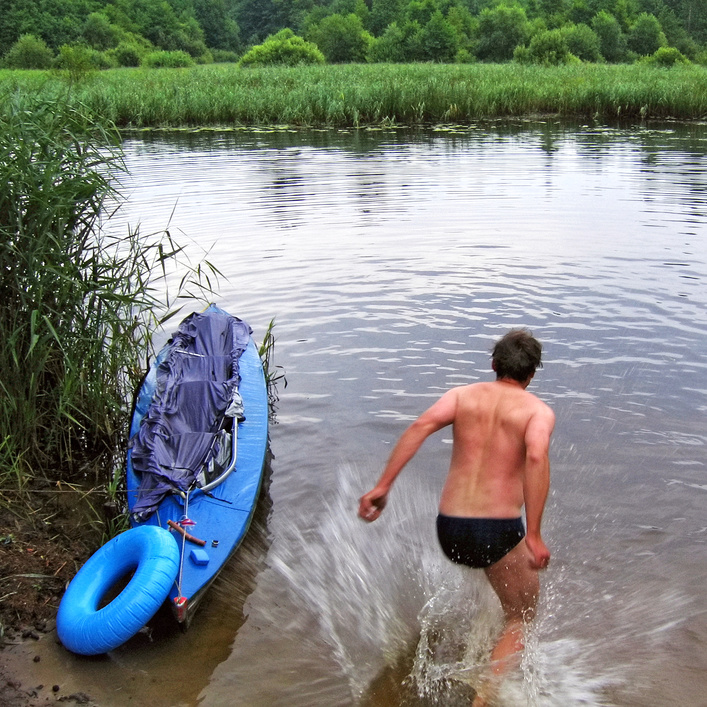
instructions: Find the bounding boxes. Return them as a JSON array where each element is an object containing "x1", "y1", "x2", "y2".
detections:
[{"x1": 358, "y1": 329, "x2": 555, "y2": 705}]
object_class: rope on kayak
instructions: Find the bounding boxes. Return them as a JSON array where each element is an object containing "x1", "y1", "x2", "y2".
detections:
[{"x1": 175, "y1": 490, "x2": 190, "y2": 599}]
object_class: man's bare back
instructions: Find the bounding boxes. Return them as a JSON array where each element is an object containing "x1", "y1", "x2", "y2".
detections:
[
  {"x1": 437, "y1": 379, "x2": 554, "y2": 520},
  {"x1": 358, "y1": 329, "x2": 555, "y2": 704}
]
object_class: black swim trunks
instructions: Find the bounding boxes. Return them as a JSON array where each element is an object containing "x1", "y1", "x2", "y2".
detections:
[{"x1": 436, "y1": 514, "x2": 525, "y2": 569}]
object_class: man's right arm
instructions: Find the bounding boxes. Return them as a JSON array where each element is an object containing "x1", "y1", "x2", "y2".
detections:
[{"x1": 358, "y1": 389, "x2": 458, "y2": 522}]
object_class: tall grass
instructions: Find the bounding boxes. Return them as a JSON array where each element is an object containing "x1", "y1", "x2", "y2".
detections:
[
  {"x1": 0, "y1": 91, "x2": 218, "y2": 512},
  {"x1": 2, "y1": 63, "x2": 706, "y2": 126}
]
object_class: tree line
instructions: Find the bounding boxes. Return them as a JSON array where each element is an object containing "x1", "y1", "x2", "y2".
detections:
[{"x1": 2, "y1": 0, "x2": 706, "y2": 69}]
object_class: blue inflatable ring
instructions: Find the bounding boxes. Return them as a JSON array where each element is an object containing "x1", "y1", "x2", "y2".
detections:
[{"x1": 57, "y1": 525, "x2": 179, "y2": 655}]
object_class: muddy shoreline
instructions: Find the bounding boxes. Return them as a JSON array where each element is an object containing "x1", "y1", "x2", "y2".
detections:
[{"x1": 0, "y1": 492, "x2": 101, "y2": 706}]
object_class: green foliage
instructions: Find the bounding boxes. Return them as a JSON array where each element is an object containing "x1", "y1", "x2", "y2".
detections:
[
  {"x1": 142, "y1": 50, "x2": 195, "y2": 68},
  {"x1": 211, "y1": 49, "x2": 241, "y2": 64},
  {"x1": 1, "y1": 0, "x2": 706, "y2": 68},
  {"x1": 368, "y1": 21, "x2": 408, "y2": 61},
  {"x1": 370, "y1": 0, "x2": 405, "y2": 36},
  {"x1": 0, "y1": 94, "x2": 125, "y2": 485},
  {"x1": 53, "y1": 44, "x2": 112, "y2": 82},
  {"x1": 476, "y1": 4, "x2": 531, "y2": 62},
  {"x1": 0, "y1": 91, "x2": 220, "y2": 521},
  {"x1": 592, "y1": 10, "x2": 627, "y2": 62},
  {"x1": 4, "y1": 34, "x2": 55, "y2": 70},
  {"x1": 307, "y1": 13, "x2": 372, "y2": 63},
  {"x1": 562, "y1": 22, "x2": 602, "y2": 61},
  {"x1": 523, "y1": 28, "x2": 573, "y2": 64},
  {"x1": 643, "y1": 45, "x2": 690, "y2": 66},
  {"x1": 193, "y1": 0, "x2": 241, "y2": 52},
  {"x1": 239, "y1": 29, "x2": 325, "y2": 67},
  {"x1": 3, "y1": 62, "x2": 707, "y2": 125},
  {"x1": 108, "y1": 42, "x2": 145, "y2": 67},
  {"x1": 627, "y1": 12, "x2": 667, "y2": 56},
  {"x1": 83, "y1": 12, "x2": 122, "y2": 51},
  {"x1": 421, "y1": 10, "x2": 460, "y2": 62}
]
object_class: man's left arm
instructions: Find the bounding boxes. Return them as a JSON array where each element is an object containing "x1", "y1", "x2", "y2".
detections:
[{"x1": 523, "y1": 405, "x2": 555, "y2": 569}]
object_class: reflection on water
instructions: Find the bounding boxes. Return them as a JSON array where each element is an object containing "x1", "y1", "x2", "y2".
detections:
[{"x1": 47, "y1": 122, "x2": 707, "y2": 705}]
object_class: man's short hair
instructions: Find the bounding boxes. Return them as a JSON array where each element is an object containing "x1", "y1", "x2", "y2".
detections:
[{"x1": 492, "y1": 329, "x2": 543, "y2": 382}]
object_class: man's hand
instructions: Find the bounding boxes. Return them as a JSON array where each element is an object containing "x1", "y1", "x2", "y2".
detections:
[
  {"x1": 358, "y1": 487, "x2": 388, "y2": 522},
  {"x1": 525, "y1": 533, "x2": 550, "y2": 570}
]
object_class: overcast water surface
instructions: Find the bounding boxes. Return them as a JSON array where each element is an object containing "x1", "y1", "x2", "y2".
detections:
[{"x1": 35, "y1": 122, "x2": 707, "y2": 706}]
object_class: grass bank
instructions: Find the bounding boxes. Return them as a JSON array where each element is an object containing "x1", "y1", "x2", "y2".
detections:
[{"x1": 2, "y1": 63, "x2": 706, "y2": 127}]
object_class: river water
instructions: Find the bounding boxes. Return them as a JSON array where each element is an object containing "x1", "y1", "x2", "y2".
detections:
[{"x1": 33, "y1": 122, "x2": 707, "y2": 706}]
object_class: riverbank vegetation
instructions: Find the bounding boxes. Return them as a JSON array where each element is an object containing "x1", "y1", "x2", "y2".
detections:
[
  {"x1": 1, "y1": 0, "x2": 706, "y2": 70},
  {"x1": 1, "y1": 62, "x2": 706, "y2": 126},
  {"x1": 0, "y1": 94, "x2": 219, "y2": 536}
]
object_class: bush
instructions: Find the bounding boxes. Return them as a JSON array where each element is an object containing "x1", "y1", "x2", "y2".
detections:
[
  {"x1": 526, "y1": 29, "x2": 573, "y2": 65},
  {"x1": 142, "y1": 50, "x2": 195, "y2": 68},
  {"x1": 109, "y1": 42, "x2": 144, "y2": 68},
  {"x1": 306, "y1": 13, "x2": 372, "y2": 63},
  {"x1": 211, "y1": 49, "x2": 240, "y2": 64},
  {"x1": 644, "y1": 46, "x2": 690, "y2": 67},
  {"x1": 4, "y1": 34, "x2": 54, "y2": 70},
  {"x1": 239, "y1": 29, "x2": 325, "y2": 67},
  {"x1": 53, "y1": 44, "x2": 113, "y2": 79}
]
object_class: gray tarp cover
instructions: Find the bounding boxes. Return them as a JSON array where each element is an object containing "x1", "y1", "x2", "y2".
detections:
[{"x1": 130, "y1": 309, "x2": 251, "y2": 521}]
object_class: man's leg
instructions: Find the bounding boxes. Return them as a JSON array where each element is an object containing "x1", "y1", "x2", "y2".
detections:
[{"x1": 472, "y1": 539, "x2": 540, "y2": 706}]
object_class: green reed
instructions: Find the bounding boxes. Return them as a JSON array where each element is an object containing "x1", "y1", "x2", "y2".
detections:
[
  {"x1": 2, "y1": 63, "x2": 706, "y2": 126},
  {"x1": 0, "y1": 91, "x2": 219, "y2": 514}
]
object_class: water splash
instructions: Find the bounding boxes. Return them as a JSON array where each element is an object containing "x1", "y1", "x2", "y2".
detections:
[
  {"x1": 262, "y1": 464, "x2": 629, "y2": 706},
  {"x1": 208, "y1": 461, "x2": 695, "y2": 707}
]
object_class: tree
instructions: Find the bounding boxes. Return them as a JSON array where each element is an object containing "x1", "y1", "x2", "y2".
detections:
[
  {"x1": 193, "y1": 0, "x2": 241, "y2": 51},
  {"x1": 627, "y1": 12, "x2": 666, "y2": 55},
  {"x1": 421, "y1": 10, "x2": 459, "y2": 61},
  {"x1": 562, "y1": 22, "x2": 602, "y2": 60},
  {"x1": 368, "y1": 20, "x2": 408, "y2": 60},
  {"x1": 307, "y1": 12, "x2": 372, "y2": 62},
  {"x1": 234, "y1": 0, "x2": 288, "y2": 44},
  {"x1": 83, "y1": 12, "x2": 121, "y2": 51},
  {"x1": 4, "y1": 33, "x2": 54, "y2": 68},
  {"x1": 406, "y1": 0, "x2": 440, "y2": 26},
  {"x1": 539, "y1": 0, "x2": 568, "y2": 27},
  {"x1": 476, "y1": 3, "x2": 530, "y2": 62},
  {"x1": 592, "y1": 10, "x2": 627, "y2": 60},
  {"x1": 568, "y1": 0, "x2": 595, "y2": 25},
  {"x1": 369, "y1": 0, "x2": 404, "y2": 36}
]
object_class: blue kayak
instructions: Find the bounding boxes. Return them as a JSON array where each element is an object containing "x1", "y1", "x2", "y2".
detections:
[
  {"x1": 58, "y1": 305, "x2": 268, "y2": 654},
  {"x1": 126, "y1": 304, "x2": 269, "y2": 627}
]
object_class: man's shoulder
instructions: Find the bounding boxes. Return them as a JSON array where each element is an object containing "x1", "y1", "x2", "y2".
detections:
[{"x1": 527, "y1": 394, "x2": 555, "y2": 427}]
